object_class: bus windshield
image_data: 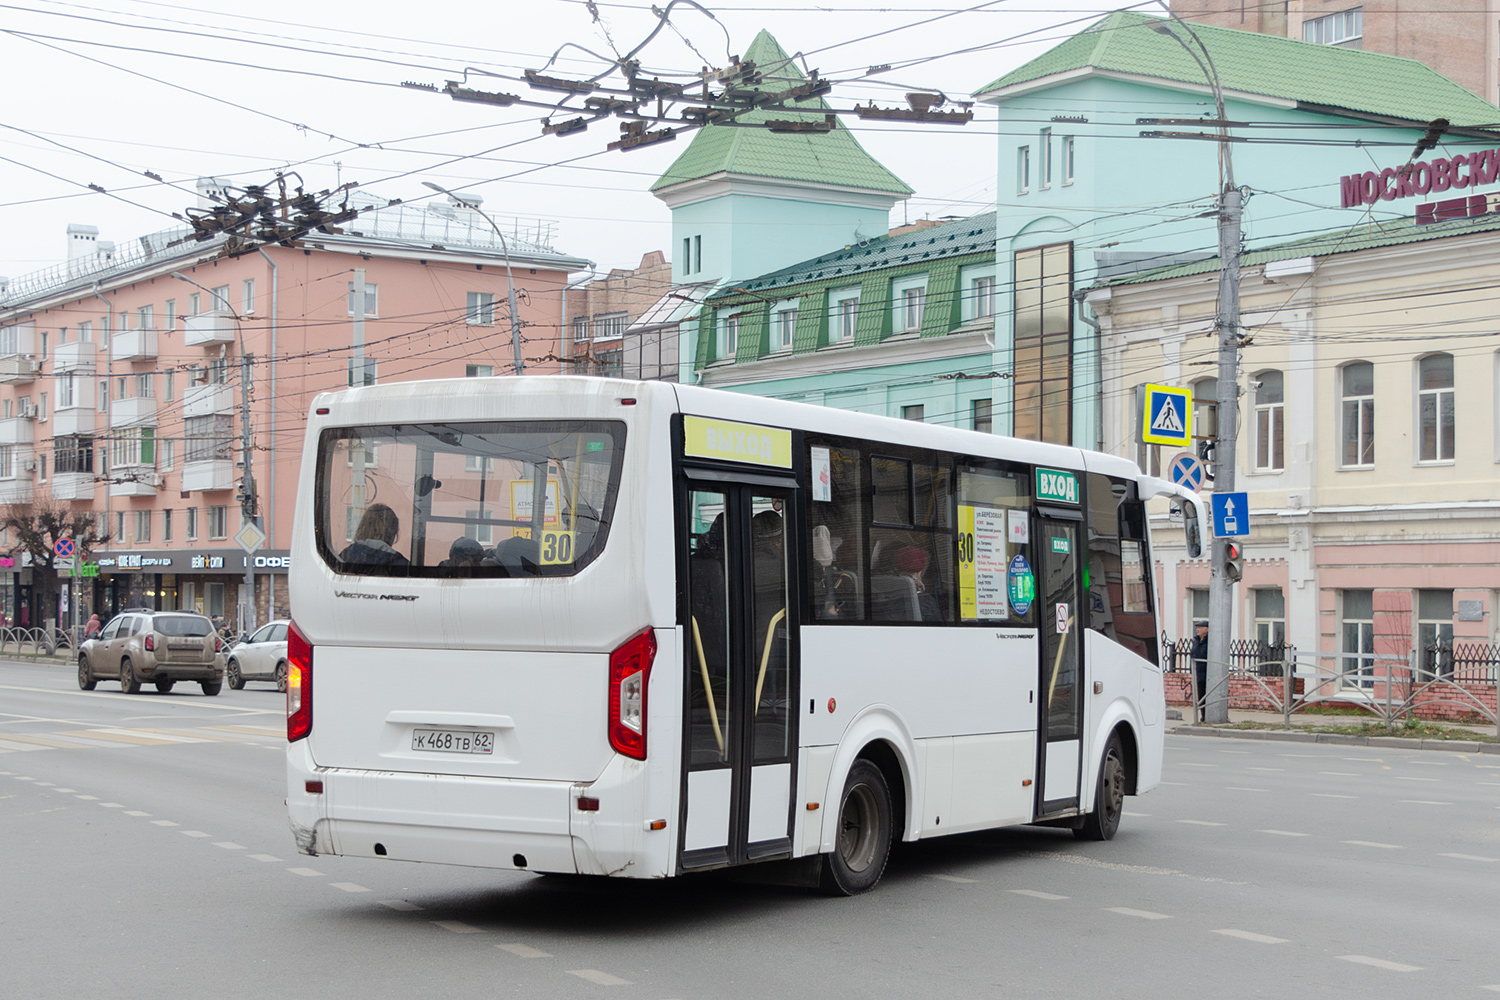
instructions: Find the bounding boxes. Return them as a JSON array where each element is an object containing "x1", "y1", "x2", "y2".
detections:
[{"x1": 314, "y1": 419, "x2": 626, "y2": 578}]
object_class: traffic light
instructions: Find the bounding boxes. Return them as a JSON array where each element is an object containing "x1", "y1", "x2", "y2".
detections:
[{"x1": 1223, "y1": 538, "x2": 1244, "y2": 583}]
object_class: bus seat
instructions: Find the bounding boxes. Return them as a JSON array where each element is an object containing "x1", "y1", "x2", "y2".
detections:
[{"x1": 869, "y1": 575, "x2": 919, "y2": 622}]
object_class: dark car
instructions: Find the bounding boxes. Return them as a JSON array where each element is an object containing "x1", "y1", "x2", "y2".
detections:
[{"x1": 78, "y1": 611, "x2": 226, "y2": 695}]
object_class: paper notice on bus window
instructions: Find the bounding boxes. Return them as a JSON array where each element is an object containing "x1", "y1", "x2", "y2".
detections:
[
  {"x1": 811, "y1": 446, "x2": 831, "y2": 502},
  {"x1": 1008, "y1": 507, "x2": 1029, "y2": 545},
  {"x1": 959, "y1": 505, "x2": 1009, "y2": 621}
]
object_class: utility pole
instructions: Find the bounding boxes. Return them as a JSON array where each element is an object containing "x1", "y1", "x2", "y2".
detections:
[{"x1": 239, "y1": 350, "x2": 258, "y2": 635}]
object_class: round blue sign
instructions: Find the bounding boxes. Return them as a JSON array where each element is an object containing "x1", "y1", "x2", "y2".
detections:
[{"x1": 1008, "y1": 554, "x2": 1034, "y2": 616}]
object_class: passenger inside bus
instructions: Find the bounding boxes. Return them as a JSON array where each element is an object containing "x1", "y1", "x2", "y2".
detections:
[{"x1": 340, "y1": 503, "x2": 410, "y2": 568}]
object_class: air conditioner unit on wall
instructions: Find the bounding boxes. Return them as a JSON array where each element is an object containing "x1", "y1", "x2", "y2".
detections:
[
  {"x1": 18, "y1": 400, "x2": 35, "y2": 418},
  {"x1": 22, "y1": 457, "x2": 36, "y2": 471}
]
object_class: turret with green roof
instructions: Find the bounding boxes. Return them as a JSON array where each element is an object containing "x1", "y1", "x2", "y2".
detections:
[{"x1": 653, "y1": 30, "x2": 912, "y2": 287}]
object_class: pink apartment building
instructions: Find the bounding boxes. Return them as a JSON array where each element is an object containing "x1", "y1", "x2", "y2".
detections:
[{"x1": 0, "y1": 184, "x2": 589, "y2": 632}]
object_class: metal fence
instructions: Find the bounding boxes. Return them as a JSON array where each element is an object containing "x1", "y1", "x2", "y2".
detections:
[
  {"x1": 1162, "y1": 635, "x2": 1293, "y2": 678},
  {"x1": 1422, "y1": 641, "x2": 1500, "y2": 684}
]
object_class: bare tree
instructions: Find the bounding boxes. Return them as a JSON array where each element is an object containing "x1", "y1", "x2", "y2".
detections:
[{"x1": 0, "y1": 500, "x2": 108, "y2": 632}]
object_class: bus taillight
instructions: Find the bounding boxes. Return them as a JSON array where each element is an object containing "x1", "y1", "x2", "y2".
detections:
[
  {"x1": 608, "y1": 628, "x2": 656, "y2": 760},
  {"x1": 287, "y1": 620, "x2": 313, "y2": 742}
]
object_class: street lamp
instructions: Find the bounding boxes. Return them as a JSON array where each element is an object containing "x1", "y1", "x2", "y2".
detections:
[
  {"x1": 1147, "y1": 6, "x2": 1243, "y2": 726},
  {"x1": 421, "y1": 181, "x2": 525, "y2": 375}
]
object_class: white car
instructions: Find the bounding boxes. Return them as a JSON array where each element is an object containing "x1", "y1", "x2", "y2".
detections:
[{"x1": 225, "y1": 619, "x2": 290, "y2": 691}]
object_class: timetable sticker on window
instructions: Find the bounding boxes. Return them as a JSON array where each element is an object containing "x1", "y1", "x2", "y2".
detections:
[{"x1": 958, "y1": 505, "x2": 1009, "y2": 621}]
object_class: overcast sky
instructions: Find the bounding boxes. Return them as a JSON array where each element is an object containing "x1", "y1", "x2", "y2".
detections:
[{"x1": 0, "y1": 0, "x2": 1132, "y2": 280}]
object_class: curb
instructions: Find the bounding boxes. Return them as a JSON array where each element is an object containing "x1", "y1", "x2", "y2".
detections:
[{"x1": 1173, "y1": 725, "x2": 1499, "y2": 754}]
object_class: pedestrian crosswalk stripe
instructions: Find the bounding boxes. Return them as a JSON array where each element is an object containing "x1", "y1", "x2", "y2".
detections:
[{"x1": 66, "y1": 729, "x2": 189, "y2": 746}]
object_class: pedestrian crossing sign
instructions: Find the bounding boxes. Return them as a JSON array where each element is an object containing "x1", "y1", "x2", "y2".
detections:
[{"x1": 1141, "y1": 384, "x2": 1193, "y2": 447}]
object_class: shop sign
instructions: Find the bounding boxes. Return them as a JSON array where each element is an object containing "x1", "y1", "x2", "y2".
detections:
[
  {"x1": 191, "y1": 555, "x2": 227, "y2": 569},
  {"x1": 80, "y1": 563, "x2": 99, "y2": 578},
  {"x1": 1340, "y1": 149, "x2": 1500, "y2": 207},
  {"x1": 117, "y1": 554, "x2": 174, "y2": 569}
]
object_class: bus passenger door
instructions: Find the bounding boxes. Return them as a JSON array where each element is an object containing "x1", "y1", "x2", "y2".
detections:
[
  {"x1": 680, "y1": 485, "x2": 797, "y2": 870},
  {"x1": 1036, "y1": 514, "x2": 1084, "y2": 815}
]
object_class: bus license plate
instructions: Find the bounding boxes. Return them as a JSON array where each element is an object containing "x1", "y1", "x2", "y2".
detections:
[{"x1": 411, "y1": 729, "x2": 494, "y2": 754}]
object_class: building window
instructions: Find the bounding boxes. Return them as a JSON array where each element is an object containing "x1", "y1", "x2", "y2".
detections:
[
  {"x1": 38, "y1": 392, "x2": 47, "y2": 421},
  {"x1": 682, "y1": 237, "x2": 691, "y2": 275},
  {"x1": 1253, "y1": 370, "x2": 1284, "y2": 472},
  {"x1": 37, "y1": 454, "x2": 45, "y2": 482},
  {"x1": 210, "y1": 285, "x2": 230, "y2": 314},
  {"x1": 464, "y1": 509, "x2": 495, "y2": 546},
  {"x1": 164, "y1": 372, "x2": 174, "y2": 402},
  {"x1": 40, "y1": 331, "x2": 48, "y2": 359},
  {"x1": 185, "y1": 415, "x2": 233, "y2": 462},
  {"x1": 111, "y1": 427, "x2": 156, "y2": 468},
  {"x1": 773, "y1": 308, "x2": 797, "y2": 351},
  {"x1": 1062, "y1": 135, "x2": 1075, "y2": 185},
  {"x1": 830, "y1": 290, "x2": 859, "y2": 344},
  {"x1": 0, "y1": 446, "x2": 12, "y2": 480},
  {"x1": 188, "y1": 293, "x2": 200, "y2": 317},
  {"x1": 134, "y1": 510, "x2": 151, "y2": 543},
  {"x1": 465, "y1": 364, "x2": 493, "y2": 378},
  {"x1": 136, "y1": 374, "x2": 153, "y2": 398},
  {"x1": 1016, "y1": 146, "x2": 1030, "y2": 194},
  {"x1": 902, "y1": 404, "x2": 925, "y2": 422},
  {"x1": 186, "y1": 507, "x2": 199, "y2": 541},
  {"x1": 1417, "y1": 589, "x2": 1454, "y2": 677},
  {"x1": 207, "y1": 506, "x2": 228, "y2": 539},
  {"x1": 718, "y1": 314, "x2": 740, "y2": 359},
  {"x1": 1304, "y1": 7, "x2": 1362, "y2": 45},
  {"x1": 466, "y1": 291, "x2": 495, "y2": 326},
  {"x1": 694, "y1": 235, "x2": 702, "y2": 275},
  {"x1": 1012, "y1": 243, "x2": 1073, "y2": 444},
  {"x1": 165, "y1": 300, "x2": 175, "y2": 329},
  {"x1": 592, "y1": 313, "x2": 628, "y2": 341},
  {"x1": 242, "y1": 279, "x2": 255, "y2": 315},
  {"x1": 163, "y1": 509, "x2": 173, "y2": 543},
  {"x1": 1039, "y1": 127, "x2": 1052, "y2": 189},
  {"x1": 1190, "y1": 587, "x2": 1209, "y2": 624},
  {"x1": 114, "y1": 511, "x2": 125, "y2": 544},
  {"x1": 1340, "y1": 360, "x2": 1374, "y2": 467},
  {"x1": 974, "y1": 276, "x2": 995, "y2": 319},
  {"x1": 162, "y1": 439, "x2": 174, "y2": 471},
  {"x1": 346, "y1": 282, "x2": 378, "y2": 317},
  {"x1": 1341, "y1": 589, "x2": 1375, "y2": 688},
  {"x1": 903, "y1": 287, "x2": 925, "y2": 332},
  {"x1": 1418, "y1": 353, "x2": 1454, "y2": 462},
  {"x1": 1254, "y1": 588, "x2": 1285, "y2": 646},
  {"x1": 98, "y1": 380, "x2": 108, "y2": 413},
  {"x1": 58, "y1": 376, "x2": 76, "y2": 410},
  {"x1": 55, "y1": 436, "x2": 93, "y2": 474},
  {"x1": 136, "y1": 305, "x2": 153, "y2": 330},
  {"x1": 572, "y1": 316, "x2": 589, "y2": 345},
  {"x1": 971, "y1": 399, "x2": 993, "y2": 433}
]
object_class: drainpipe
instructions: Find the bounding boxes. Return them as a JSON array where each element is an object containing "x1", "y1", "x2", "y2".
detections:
[
  {"x1": 1073, "y1": 288, "x2": 1104, "y2": 452},
  {"x1": 254, "y1": 248, "x2": 278, "y2": 622}
]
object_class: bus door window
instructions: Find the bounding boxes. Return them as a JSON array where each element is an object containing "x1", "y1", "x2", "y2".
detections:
[
  {"x1": 1038, "y1": 517, "x2": 1083, "y2": 809},
  {"x1": 1085, "y1": 473, "x2": 1157, "y2": 664},
  {"x1": 686, "y1": 491, "x2": 731, "y2": 766}
]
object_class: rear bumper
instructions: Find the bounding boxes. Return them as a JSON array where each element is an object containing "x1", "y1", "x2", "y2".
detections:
[
  {"x1": 286, "y1": 742, "x2": 672, "y2": 877},
  {"x1": 138, "y1": 661, "x2": 222, "y2": 681}
]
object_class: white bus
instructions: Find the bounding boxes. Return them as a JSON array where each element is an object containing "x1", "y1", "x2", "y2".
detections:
[{"x1": 286, "y1": 376, "x2": 1206, "y2": 894}]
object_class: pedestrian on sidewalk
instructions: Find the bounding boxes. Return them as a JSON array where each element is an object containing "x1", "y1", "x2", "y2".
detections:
[
  {"x1": 1191, "y1": 620, "x2": 1209, "y2": 722},
  {"x1": 84, "y1": 613, "x2": 100, "y2": 638}
]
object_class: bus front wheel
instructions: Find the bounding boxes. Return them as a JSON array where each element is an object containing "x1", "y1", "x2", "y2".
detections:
[
  {"x1": 819, "y1": 759, "x2": 893, "y2": 896},
  {"x1": 1075, "y1": 733, "x2": 1126, "y2": 842}
]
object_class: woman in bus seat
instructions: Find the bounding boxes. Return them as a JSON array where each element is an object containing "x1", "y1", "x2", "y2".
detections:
[
  {"x1": 895, "y1": 545, "x2": 942, "y2": 623},
  {"x1": 340, "y1": 503, "x2": 410, "y2": 568}
]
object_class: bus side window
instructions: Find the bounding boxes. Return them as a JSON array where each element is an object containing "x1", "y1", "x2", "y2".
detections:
[{"x1": 807, "y1": 442, "x2": 865, "y2": 621}]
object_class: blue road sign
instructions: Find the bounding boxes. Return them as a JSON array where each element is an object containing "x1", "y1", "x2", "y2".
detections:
[
  {"x1": 1142, "y1": 383, "x2": 1192, "y2": 448},
  {"x1": 1212, "y1": 491, "x2": 1249, "y2": 537},
  {"x1": 54, "y1": 537, "x2": 74, "y2": 559},
  {"x1": 1168, "y1": 452, "x2": 1204, "y2": 491}
]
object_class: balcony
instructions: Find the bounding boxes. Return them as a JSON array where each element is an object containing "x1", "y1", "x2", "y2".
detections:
[
  {"x1": 53, "y1": 341, "x2": 97, "y2": 374},
  {"x1": 110, "y1": 396, "x2": 157, "y2": 429},
  {"x1": 0, "y1": 478, "x2": 33, "y2": 504},
  {"x1": 0, "y1": 355, "x2": 40, "y2": 383},
  {"x1": 112, "y1": 328, "x2": 158, "y2": 362},
  {"x1": 183, "y1": 382, "x2": 234, "y2": 417},
  {"x1": 54, "y1": 408, "x2": 96, "y2": 437},
  {"x1": 0, "y1": 416, "x2": 34, "y2": 446},
  {"x1": 184, "y1": 311, "x2": 236, "y2": 346},
  {"x1": 110, "y1": 470, "x2": 161, "y2": 498},
  {"x1": 50, "y1": 472, "x2": 95, "y2": 501},
  {"x1": 182, "y1": 459, "x2": 234, "y2": 492}
]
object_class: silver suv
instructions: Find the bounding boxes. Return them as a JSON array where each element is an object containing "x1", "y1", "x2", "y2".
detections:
[{"x1": 78, "y1": 611, "x2": 226, "y2": 696}]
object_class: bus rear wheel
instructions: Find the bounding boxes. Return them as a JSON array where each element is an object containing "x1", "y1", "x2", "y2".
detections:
[
  {"x1": 819, "y1": 759, "x2": 892, "y2": 896},
  {"x1": 1075, "y1": 733, "x2": 1126, "y2": 842}
]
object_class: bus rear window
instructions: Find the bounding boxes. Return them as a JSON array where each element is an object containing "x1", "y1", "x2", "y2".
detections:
[{"x1": 314, "y1": 420, "x2": 626, "y2": 578}]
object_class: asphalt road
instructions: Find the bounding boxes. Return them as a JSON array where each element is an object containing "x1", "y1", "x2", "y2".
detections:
[{"x1": 3, "y1": 656, "x2": 1498, "y2": 998}]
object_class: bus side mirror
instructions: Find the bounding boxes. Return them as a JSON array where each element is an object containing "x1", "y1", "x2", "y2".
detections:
[{"x1": 1180, "y1": 501, "x2": 1203, "y2": 559}]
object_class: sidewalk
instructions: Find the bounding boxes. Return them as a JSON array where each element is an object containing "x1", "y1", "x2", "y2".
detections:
[{"x1": 1165, "y1": 706, "x2": 1500, "y2": 754}]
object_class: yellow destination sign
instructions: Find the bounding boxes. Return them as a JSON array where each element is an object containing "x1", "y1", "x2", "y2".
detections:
[{"x1": 683, "y1": 416, "x2": 793, "y2": 469}]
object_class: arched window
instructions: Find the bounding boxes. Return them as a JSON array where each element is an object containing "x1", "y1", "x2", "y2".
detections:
[
  {"x1": 1418, "y1": 353, "x2": 1454, "y2": 462},
  {"x1": 1340, "y1": 361, "x2": 1374, "y2": 467},
  {"x1": 1253, "y1": 370, "x2": 1284, "y2": 472}
]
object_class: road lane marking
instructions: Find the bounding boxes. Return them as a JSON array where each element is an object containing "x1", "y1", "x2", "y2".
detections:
[
  {"x1": 33, "y1": 781, "x2": 54, "y2": 786},
  {"x1": 213, "y1": 842, "x2": 245, "y2": 850},
  {"x1": 180, "y1": 830, "x2": 212, "y2": 838},
  {"x1": 150, "y1": 819, "x2": 178, "y2": 827},
  {"x1": 249, "y1": 854, "x2": 281, "y2": 862},
  {"x1": 1224, "y1": 787, "x2": 1267, "y2": 792},
  {"x1": 1179, "y1": 763, "x2": 1216, "y2": 768},
  {"x1": 330, "y1": 883, "x2": 371, "y2": 893},
  {"x1": 1337, "y1": 955, "x2": 1421, "y2": 972},
  {"x1": 74, "y1": 794, "x2": 98, "y2": 800},
  {"x1": 1311, "y1": 793, "x2": 1356, "y2": 799},
  {"x1": 1215, "y1": 750, "x2": 1251, "y2": 754},
  {"x1": 1395, "y1": 777, "x2": 1438, "y2": 782},
  {"x1": 927, "y1": 874, "x2": 976, "y2": 883},
  {"x1": 378, "y1": 900, "x2": 422, "y2": 911},
  {"x1": 202, "y1": 724, "x2": 286, "y2": 737},
  {"x1": 1124, "y1": 810, "x2": 1150, "y2": 816},
  {"x1": 1105, "y1": 907, "x2": 1170, "y2": 920},
  {"x1": 1319, "y1": 772, "x2": 1359, "y2": 776},
  {"x1": 1010, "y1": 890, "x2": 1068, "y2": 900},
  {"x1": 1213, "y1": 929, "x2": 1288, "y2": 944},
  {"x1": 1246, "y1": 767, "x2": 1285, "y2": 772},
  {"x1": 3, "y1": 734, "x2": 100, "y2": 749},
  {"x1": 1343, "y1": 840, "x2": 1401, "y2": 849},
  {"x1": 68, "y1": 730, "x2": 185, "y2": 746},
  {"x1": 497, "y1": 943, "x2": 552, "y2": 958},
  {"x1": 98, "y1": 802, "x2": 123, "y2": 808},
  {"x1": 134, "y1": 727, "x2": 239, "y2": 742},
  {"x1": 13, "y1": 775, "x2": 34, "y2": 780},
  {"x1": 286, "y1": 867, "x2": 324, "y2": 877},
  {"x1": 568, "y1": 970, "x2": 630, "y2": 986},
  {"x1": 1258, "y1": 830, "x2": 1310, "y2": 837},
  {"x1": 1177, "y1": 820, "x2": 1226, "y2": 826},
  {"x1": 1398, "y1": 800, "x2": 1450, "y2": 806},
  {"x1": 55, "y1": 788, "x2": 77, "y2": 794},
  {"x1": 432, "y1": 920, "x2": 482, "y2": 933},
  {"x1": 1438, "y1": 853, "x2": 1497, "y2": 863},
  {"x1": 1159, "y1": 781, "x2": 1189, "y2": 786}
]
